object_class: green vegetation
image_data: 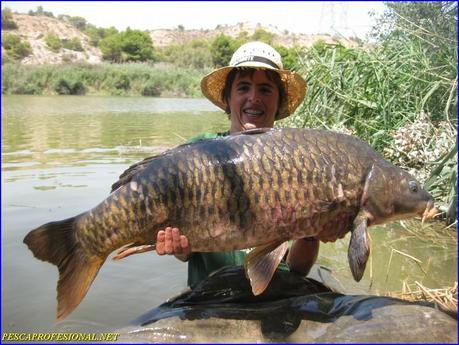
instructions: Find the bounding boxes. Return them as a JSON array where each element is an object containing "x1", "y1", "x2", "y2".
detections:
[
  {"x1": 209, "y1": 29, "x2": 274, "y2": 67},
  {"x1": 274, "y1": 45, "x2": 305, "y2": 71},
  {"x1": 28, "y1": 5, "x2": 54, "y2": 18},
  {"x1": 45, "y1": 32, "x2": 83, "y2": 52},
  {"x1": 2, "y1": 34, "x2": 32, "y2": 60},
  {"x1": 2, "y1": 62, "x2": 206, "y2": 97},
  {"x1": 99, "y1": 28, "x2": 154, "y2": 62},
  {"x1": 157, "y1": 39, "x2": 213, "y2": 69},
  {"x1": 211, "y1": 34, "x2": 238, "y2": 67},
  {"x1": 2, "y1": 7, "x2": 18, "y2": 29},
  {"x1": 251, "y1": 28, "x2": 274, "y2": 44},
  {"x1": 62, "y1": 37, "x2": 83, "y2": 51},
  {"x1": 84, "y1": 25, "x2": 118, "y2": 47},
  {"x1": 280, "y1": 1, "x2": 457, "y2": 221},
  {"x1": 45, "y1": 32, "x2": 62, "y2": 52}
]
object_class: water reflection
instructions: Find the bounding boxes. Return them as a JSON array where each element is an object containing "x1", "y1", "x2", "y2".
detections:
[
  {"x1": 2, "y1": 95, "x2": 228, "y2": 167},
  {"x1": 318, "y1": 221, "x2": 457, "y2": 294},
  {"x1": 2, "y1": 95, "x2": 226, "y2": 333}
]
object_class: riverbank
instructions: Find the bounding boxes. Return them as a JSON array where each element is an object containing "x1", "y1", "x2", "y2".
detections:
[{"x1": 2, "y1": 62, "x2": 207, "y2": 97}]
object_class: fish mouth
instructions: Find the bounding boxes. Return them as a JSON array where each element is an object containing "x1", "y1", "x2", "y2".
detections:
[{"x1": 421, "y1": 200, "x2": 440, "y2": 224}]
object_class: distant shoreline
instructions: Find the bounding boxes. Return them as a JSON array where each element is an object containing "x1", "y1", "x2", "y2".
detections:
[{"x1": 2, "y1": 62, "x2": 206, "y2": 97}]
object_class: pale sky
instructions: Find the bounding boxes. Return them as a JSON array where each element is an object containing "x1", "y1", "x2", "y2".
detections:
[{"x1": 2, "y1": 1, "x2": 386, "y2": 38}]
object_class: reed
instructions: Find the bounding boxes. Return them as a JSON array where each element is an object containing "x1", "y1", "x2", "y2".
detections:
[
  {"x1": 383, "y1": 281, "x2": 458, "y2": 318},
  {"x1": 280, "y1": 12, "x2": 457, "y2": 221},
  {"x1": 2, "y1": 62, "x2": 208, "y2": 97}
]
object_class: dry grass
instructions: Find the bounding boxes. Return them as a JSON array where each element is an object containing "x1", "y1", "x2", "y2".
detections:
[
  {"x1": 398, "y1": 219, "x2": 458, "y2": 251},
  {"x1": 384, "y1": 281, "x2": 458, "y2": 318}
]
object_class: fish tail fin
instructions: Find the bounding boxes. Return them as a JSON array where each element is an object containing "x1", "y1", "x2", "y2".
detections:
[{"x1": 23, "y1": 216, "x2": 104, "y2": 321}]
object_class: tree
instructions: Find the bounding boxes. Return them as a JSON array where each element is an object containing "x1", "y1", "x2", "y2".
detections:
[
  {"x1": 251, "y1": 28, "x2": 274, "y2": 44},
  {"x1": 68, "y1": 16, "x2": 87, "y2": 30},
  {"x1": 99, "y1": 34, "x2": 122, "y2": 62},
  {"x1": 211, "y1": 34, "x2": 235, "y2": 67},
  {"x1": 372, "y1": 1, "x2": 457, "y2": 42},
  {"x1": 84, "y1": 25, "x2": 118, "y2": 47},
  {"x1": 2, "y1": 7, "x2": 18, "y2": 30},
  {"x1": 274, "y1": 45, "x2": 304, "y2": 71},
  {"x1": 28, "y1": 6, "x2": 53, "y2": 17},
  {"x1": 119, "y1": 28, "x2": 154, "y2": 62},
  {"x1": 99, "y1": 29, "x2": 154, "y2": 62}
]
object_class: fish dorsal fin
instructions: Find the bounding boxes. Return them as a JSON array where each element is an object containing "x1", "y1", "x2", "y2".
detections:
[
  {"x1": 110, "y1": 141, "x2": 197, "y2": 193},
  {"x1": 111, "y1": 155, "x2": 160, "y2": 192},
  {"x1": 244, "y1": 241, "x2": 289, "y2": 295}
]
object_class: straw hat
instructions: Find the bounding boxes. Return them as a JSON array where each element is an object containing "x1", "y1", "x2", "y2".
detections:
[{"x1": 201, "y1": 41, "x2": 307, "y2": 120}]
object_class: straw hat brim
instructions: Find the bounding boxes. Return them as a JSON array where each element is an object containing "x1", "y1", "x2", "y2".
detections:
[{"x1": 201, "y1": 64, "x2": 307, "y2": 120}]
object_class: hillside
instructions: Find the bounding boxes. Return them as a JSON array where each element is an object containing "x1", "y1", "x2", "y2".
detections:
[
  {"x1": 2, "y1": 13, "x2": 358, "y2": 65},
  {"x1": 149, "y1": 22, "x2": 358, "y2": 48},
  {"x1": 3, "y1": 13, "x2": 102, "y2": 64}
]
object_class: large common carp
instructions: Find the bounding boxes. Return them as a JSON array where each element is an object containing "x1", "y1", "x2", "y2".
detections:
[{"x1": 24, "y1": 128, "x2": 437, "y2": 321}]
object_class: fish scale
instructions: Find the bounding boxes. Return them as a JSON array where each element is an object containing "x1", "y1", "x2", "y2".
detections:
[{"x1": 23, "y1": 127, "x2": 436, "y2": 321}]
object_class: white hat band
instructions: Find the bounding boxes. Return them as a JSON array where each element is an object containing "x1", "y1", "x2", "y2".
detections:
[{"x1": 232, "y1": 55, "x2": 280, "y2": 69}]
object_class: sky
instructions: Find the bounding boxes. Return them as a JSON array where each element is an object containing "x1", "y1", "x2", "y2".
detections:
[{"x1": 2, "y1": 1, "x2": 386, "y2": 38}]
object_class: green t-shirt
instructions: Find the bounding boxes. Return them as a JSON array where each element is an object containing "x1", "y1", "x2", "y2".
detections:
[{"x1": 185, "y1": 131, "x2": 290, "y2": 288}]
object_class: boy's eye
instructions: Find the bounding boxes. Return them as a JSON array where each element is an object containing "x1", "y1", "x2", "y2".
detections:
[{"x1": 237, "y1": 85, "x2": 250, "y2": 92}]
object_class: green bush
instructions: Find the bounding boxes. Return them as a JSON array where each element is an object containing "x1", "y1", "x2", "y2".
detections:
[
  {"x1": 142, "y1": 80, "x2": 162, "y2": 96},
  {"x1": 45, "y1": 32, "x2": 62, "y2": 52},
  {"x1": 84, "y1": 25, "x2": 118, "y2": 47},
  {"x1": 251, "y1": 28, "x2": 274, "y2": 44},
  {"x1": 113, "y1": 74, "x2": 130, "y2": 90},
  {"x1": 13, "y1": 83, "x2": 42, "y2": 95},
  {"x1": 157, "y1": 39, "x2": 212, "y2": 69},
  {"x1": 2, "y1": 62, "x2": 206, "y2": 97},
  {"x1": 2, "y1": 34, "x2": 32, "y2": 60},
  {"x1": 274, "y1": 45, "x2": 305, "y2": 71},
  {"x1": 2, "y1": 8, "x2": 18, "y2": 30},
  {"x1": 100, "y1": 28, "x2": 154, "y2": 62},
  {"x1": 62, "y1": 37, "x2": 84, "y2": 51},
  {"x1": 53, "y1": 78, "x2": 86, "y2": 95},
  {"x1": 28, "y1": 6, "x2": 54, "y2": 17},
  {"x1": 99, "y1": 35, "x2": 122, "y2": 62},
  {"x1": 119, "y1": 28, "x2": 154, "y2": 62},
  {"x1": 68, "y1": 16, "x2": 87, "y2": 30},
  {"x1": 210, "y1": 34, "x2": 237, "y2": 67}
]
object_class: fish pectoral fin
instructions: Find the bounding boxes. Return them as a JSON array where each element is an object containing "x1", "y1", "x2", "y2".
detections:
[
  {"x1": 348, "y1": 212, "x2": 370, "y2": 282},
  {"x1": 112, "y1": 243, "x2": 156, "y2": 260},
  {"x1": 244, "y1": 241, "x2": 289, "y2": 296}
]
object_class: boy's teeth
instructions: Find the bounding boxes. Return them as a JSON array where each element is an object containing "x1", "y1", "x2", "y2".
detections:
[{"x1": 245, "y1": 109, "x2": 262, "y2": 115}]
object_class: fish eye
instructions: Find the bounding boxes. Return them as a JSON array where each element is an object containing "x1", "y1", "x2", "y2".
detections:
[{"x1": 409, "y1": 181, "x2": 418, "y2": 193}]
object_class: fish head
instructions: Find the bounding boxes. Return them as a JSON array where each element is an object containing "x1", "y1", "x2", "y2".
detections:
[
  {"x1": 391, "y1": 170, "x2": 437, "y2": 223},
  {"x1": 362, "y1": 164, "x2": 437, "y2": 225}
]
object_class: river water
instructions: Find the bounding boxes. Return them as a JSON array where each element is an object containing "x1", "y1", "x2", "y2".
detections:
[{"x1": 2, "y1": 95, "x2": 457, "y2": 334}]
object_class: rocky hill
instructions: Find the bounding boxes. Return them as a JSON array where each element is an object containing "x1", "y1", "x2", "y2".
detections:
[
  {"x1": 148, "y1": 22, "x2": 357, "y2": 48},
  {"x1": 3, "y1": 13, "x2": 102, "y2": 64},
  {"x1": 2, "y1": 13, "x2": 357, "y2": 65}
]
